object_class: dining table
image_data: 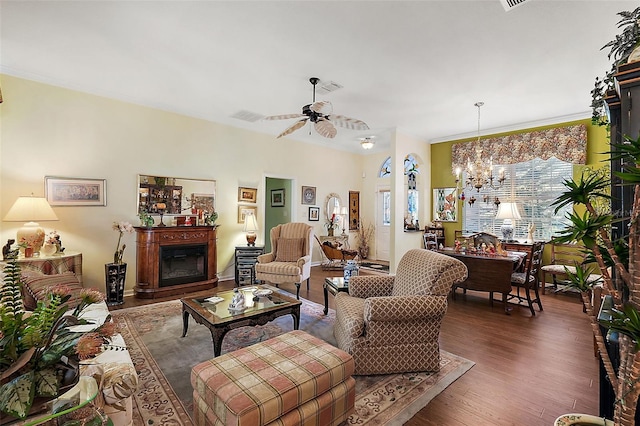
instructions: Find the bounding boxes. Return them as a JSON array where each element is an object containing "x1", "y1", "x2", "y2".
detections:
[{"x1": 438, "y1": 248, "x2": 528, "y2": 314}]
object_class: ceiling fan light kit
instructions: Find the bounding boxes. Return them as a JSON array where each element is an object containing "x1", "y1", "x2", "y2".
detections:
[
  {"x1": 265, "y1": 77, "x2": 369, "y2": 139},
  {"x1": 360, "y1": 137, "x2": 375, "y2": 149}
]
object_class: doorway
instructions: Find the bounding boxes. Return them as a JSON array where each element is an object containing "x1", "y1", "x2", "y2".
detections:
[
  {"x1": 264, "y1": 177, "x2": 293, "y2": 253},
  {"x1": 375, "y1": 187, "x2": 391, "y2": 261}
]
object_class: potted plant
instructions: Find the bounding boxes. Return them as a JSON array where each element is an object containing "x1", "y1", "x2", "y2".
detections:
[
  {"x1": 0, "y1": 249, "x2": 113, "y2": 421},
  {"x1": 355, "y1": 220, "x2": 374, "y2": 259}
]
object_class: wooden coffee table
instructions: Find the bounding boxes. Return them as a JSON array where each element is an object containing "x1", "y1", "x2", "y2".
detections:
[
  {"x1": 323, "y1": 277, "x2": 349, "y2": 315},
  {"x1": 181, "y1": 285, "x2": 301, "y2": 357}
]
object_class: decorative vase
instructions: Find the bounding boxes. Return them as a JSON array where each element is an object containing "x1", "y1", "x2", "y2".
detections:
[
  {"x1": 40, "y1": 242, "x2": 57, "y2": 257},
  {"x1": 328, "y1": 227, "x2": 334, "y2": 237},
  {"x1": 343, "y1": 260, "x2": 359, "y2": 284},
  {"x1": 105, "y1": 263, "x2": 127, "y2": 305}
]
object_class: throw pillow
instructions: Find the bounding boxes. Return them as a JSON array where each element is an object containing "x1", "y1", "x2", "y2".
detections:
[
  {"x1": 275, "y1": 238, "x2": 304, "y2": 262},
  {"x1": 21, "y1": 271, "x2": 83, "y2": 310}
]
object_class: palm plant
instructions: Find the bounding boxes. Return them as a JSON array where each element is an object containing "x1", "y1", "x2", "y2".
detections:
[{"x1": 553, "y1": 133, "x2": 640, "y2": 424}]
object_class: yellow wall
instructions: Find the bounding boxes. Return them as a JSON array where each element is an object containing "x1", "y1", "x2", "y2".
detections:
[{"x1": 0, "y1": 75, "x2": 374, "y2": 293}]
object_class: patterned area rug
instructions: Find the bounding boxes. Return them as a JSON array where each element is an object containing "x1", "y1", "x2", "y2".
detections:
[
  {"x1": 359, "y1": 261, "x2": 390, "y2": 273},
  {"x1": 111, "y1": 293, "x2": 473, "y2": 425}
]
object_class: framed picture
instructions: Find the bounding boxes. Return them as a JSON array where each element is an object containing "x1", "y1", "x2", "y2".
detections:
[
  {"x1": 238, "y1": 187, "x2": 257, "y2": 203},
  {"x1": 433, "y1": 188, "x2": 457, "y2": 222},
  {"x1": 45, "y1": 176, "x2": 106, "y2": 206},
  {"x1": 309, "y1": 206, "x2": 320, "y2": 221},
  {"x1": 349, "y1": 191, "x2": 360, "y2": 230},
  {"x1": 238, "y1": 205, "x2": 257, "y2": 224},
  {"x1": 271, "y1": 188, "x2": 285, "y2": 207},
  {"x1": 190, "y1": 193, "x2": 215, "y2": 213},
  {"x1": 301, "y1": 186, "x2": 316, "y2": 205}
]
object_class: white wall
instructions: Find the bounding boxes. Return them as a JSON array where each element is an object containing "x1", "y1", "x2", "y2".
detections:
[{"x1": 0, "y1": 75, "x2": 378, "y2": 294}]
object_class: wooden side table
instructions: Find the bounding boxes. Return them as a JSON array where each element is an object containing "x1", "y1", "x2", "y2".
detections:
[{"x1": 323, "y1": 277, "x2": 349, "y2": 315}]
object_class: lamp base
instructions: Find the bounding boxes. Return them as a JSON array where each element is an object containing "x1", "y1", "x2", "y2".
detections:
[
  {"x1": 16, "y1": 222, "x2": 45, "y2": 254},
  {"x1": 246, "y1": 232, "x2": 256, "y2": 246},
  {"x1": 500, "y1": 219, "x2": 514, "y2": 242}
]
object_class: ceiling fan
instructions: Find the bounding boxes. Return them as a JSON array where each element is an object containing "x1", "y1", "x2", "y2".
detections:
[{"x1": 265, "y1": 77, "x2": 369, "y2": 139}]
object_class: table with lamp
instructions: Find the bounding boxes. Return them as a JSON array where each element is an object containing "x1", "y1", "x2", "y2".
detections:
[{"x1": 235, "y1": 212, "x2": 263, "y2": 286}]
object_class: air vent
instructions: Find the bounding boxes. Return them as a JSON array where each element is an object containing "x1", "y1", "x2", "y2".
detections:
[
  {"x1": 315, "y1": 81, "x2": 343, "y2": 95},
  {"x1": 231, "y1": 110, "x2": 265, "y2": 122},
  {"x1": 499, "y1": 0, "x2": 530, "y2": 11}
]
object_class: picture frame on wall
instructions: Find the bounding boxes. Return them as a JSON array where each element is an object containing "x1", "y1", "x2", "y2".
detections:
[
  {"x1": 238, "y1": 187, "x2": 257, "y2": 203},
  {"x1": 433, "y1": 187, "x2": 457, "y2": 222},
  {"x1": 271, "y1": 188, "x2": 285, "y2": 207},
  {"x1": 45, "y1": 176, "x2": 107, "y2": 206},
  {"x1": 238, "y1": 205, "x2": 257, "y2": 224},
  {"x1": 309, "y1": 206, "x2": 320, "y2": 221},
  {"x1": 348, "y1": 191, "x2": 360, "y2": 230},
  {"x1": 301, "y1": 186, "x2": 316, "y2": 205}
]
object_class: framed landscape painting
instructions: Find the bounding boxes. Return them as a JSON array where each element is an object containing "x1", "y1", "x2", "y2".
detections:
[
  {"x1": 238, "y1": 187, "x2": 257, "y2": 203},
  {"x1": 271, "y1": 189, "x2": 285, "y2": 207},
  {"x1": 45, "y1": 176, "x2": 106, "y2": 206}
]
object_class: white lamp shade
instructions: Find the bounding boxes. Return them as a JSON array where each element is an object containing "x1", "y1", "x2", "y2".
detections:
[
  {"x1": 4, "y1": 196, "x2": 58, "y2": 253},
  {"x1": 243, "y1": 212, "x2": 258, "y2": 232},
  {"x1": 4, "y1": 196, "x2": 58, "y2": 222},
  {"x1": 495, "y1": 202, "x2": 522, "y2": 220},
  {"x1": 340, "y1": 207, "x2": 348, "y2": 216}
]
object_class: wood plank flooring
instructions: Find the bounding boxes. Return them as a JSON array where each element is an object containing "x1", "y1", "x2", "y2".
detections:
[{"x1": 111, "y1": 266, "x2": 599, "y2": 425}]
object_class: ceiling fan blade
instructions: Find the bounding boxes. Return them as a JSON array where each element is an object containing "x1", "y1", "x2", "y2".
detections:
[
  {"x1": 328, "y1": 114, "x2": 369, "y2": 130},
  {"x1": 314, "y1": 119, "x2": 337, "y2": 139},
  {"x1": 265, "y1": 113, "x2": 306, "y2": 121},
  {"x1": 276, "y1": 119, "x2": 308, "y2": 138},
  {"x1": 310, "y1": 101, "x2": 333, "y2": 115}
]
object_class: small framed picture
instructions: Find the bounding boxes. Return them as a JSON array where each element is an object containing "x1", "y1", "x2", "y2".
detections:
[
  {"x1": 45, "y1": 176, "x2": 107, "y2": 206},
  {"x1": 238, "y1": 205, "x2": 257, "y2": 224},
  {"x1": 309, "y1": 206, "x2": 320, "y2": 221},
  {"x1": 271, "y1": 188, "x2": 285, "y2": 207},
  {"x1": 433, "y1": 188, "x2": 457, "y2": 222},
  {"x1": 238, "y1": 187, "x2": 257, "y2": 203},
  {"x1": 301, "y1": 186, "x2": 316, "y2": 205}
]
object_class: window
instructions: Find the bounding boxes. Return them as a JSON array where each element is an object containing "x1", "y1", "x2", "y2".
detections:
[{"x1": 461, "y1": 157, "x2": 573, "y2": 241}]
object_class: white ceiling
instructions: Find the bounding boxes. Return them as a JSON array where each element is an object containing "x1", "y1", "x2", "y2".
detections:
[{"x1": 0, "y1": 0, "x2": 635, "y2": 154}]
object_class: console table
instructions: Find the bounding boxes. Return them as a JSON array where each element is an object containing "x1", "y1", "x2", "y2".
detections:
[
  {"x1": 5, "y1": 251, "x2": 83, "y2": 283},
  {"x1": 135, "y1": 226, "x2": 218, "y2": 298}
]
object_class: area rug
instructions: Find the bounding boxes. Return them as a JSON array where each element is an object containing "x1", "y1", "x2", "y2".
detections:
[{"x1": 111, "y1": 294, "x2": 474, "y2": 426}]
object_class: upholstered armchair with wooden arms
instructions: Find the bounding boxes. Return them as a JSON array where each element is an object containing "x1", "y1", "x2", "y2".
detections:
[
  {"x1": 333, "y1": 249, "x2": 468, "y2": 375},
  {"x1": 255, "y1": 222, "x2": 314, "y2": 300}
]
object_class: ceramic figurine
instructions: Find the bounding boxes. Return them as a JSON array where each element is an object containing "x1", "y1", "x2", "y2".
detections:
[
  {"x1": 527, "y1": 223, "x2": 536, "y2": 243},
  {"x1": 454, "y1": 240, "x2": 461, "y2": 252},
  {"x1": 2, "y1": 239, "x2": 15, "y2": 260},
  {"x1": 228, "y1": 288, "x2": 246, "y2": 313}
]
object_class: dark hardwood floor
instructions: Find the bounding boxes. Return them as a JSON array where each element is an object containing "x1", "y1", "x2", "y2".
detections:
[{"x1": 111, "y1": 266, "x2": 598, "y2": 425}]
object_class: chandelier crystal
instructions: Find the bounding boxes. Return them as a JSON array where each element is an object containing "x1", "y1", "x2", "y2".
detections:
[{"x1": 455, "y1": 102, "x2": 506, "y2": 192}]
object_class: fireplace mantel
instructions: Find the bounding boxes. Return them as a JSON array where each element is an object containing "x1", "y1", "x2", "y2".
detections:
[{"x1": 135, "y1": 226, "x2": 218, "y2": 298}]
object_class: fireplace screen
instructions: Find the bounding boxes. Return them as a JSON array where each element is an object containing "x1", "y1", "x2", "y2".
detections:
[{"x1": 159, "y1": 244, "x2": 207, "y2": 287}]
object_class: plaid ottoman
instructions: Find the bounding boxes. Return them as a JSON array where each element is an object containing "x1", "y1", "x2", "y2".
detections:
[{"x1": 191, "y1": 330, "x2": 355, "y2": 426}]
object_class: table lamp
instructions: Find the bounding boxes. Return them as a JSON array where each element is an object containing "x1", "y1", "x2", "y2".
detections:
[
  {"x1": 495, "y1": 202, "x2": 521, "y2": 242},
  {"x1": 243, "y1": 212, "x2": 258, "y2": 246},
  {"x1": 4, "y1": 195, "x2": 58, "y2": 255},
  {"x1": 340, "y1": 206, "x2": 349, "y2": 236}
]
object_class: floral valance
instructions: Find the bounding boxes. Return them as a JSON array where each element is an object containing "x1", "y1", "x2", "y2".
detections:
[{"x1": 451, "y1": 124, "x2": 587, "y2": 172}]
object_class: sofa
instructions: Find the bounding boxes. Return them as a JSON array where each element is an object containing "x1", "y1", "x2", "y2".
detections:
[
  {"x1": 19, "y1": 270, "x2": 138, "y2": 426},
  {"x1": 333, "y1": 249, "x2": 468, "y2": 375}
]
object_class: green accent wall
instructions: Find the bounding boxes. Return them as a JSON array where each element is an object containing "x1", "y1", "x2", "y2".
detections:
[{"x1": 430, "y1": 119, "x2": 610, "y2": 245}]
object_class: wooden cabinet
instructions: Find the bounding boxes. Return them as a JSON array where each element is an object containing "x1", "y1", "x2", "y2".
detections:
[
  {"x1": 135, "y1": 226, "x2": 217, "y2": 298},
  {"x1": 235, "y1": 246, "x2": 264, "y2": 286},
  {"x1": 138, "y1": 183, "x2": 183, "y2": 214}
]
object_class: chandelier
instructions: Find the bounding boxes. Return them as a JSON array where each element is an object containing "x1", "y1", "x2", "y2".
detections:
[{"x1": 455, "y1": 102, "x2": 505, "y2": 192}]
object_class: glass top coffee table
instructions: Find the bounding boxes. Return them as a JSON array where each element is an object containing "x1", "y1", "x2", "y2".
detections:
[
  {"x1": 181, "y1": 285, "x2": 301, "y2": 357},
  {"x1": 323, "y1": 277, "x2": 350, "y2": 315}
]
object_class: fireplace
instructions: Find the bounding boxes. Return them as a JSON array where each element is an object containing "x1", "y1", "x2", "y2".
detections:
[
  {"x1": 160, "y1": 244, "x2": 207, "y2": 287},
  {"x1": 135, "y1": 226, "x2": 218, "y2": 298}
]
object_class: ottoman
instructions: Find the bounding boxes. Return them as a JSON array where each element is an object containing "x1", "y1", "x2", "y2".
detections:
[{"x1": 191, "y1": 330, "x2": 355, "y2": 426}]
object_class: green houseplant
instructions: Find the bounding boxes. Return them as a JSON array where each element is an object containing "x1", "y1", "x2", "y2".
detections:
[{"x1": 0, "y1": 249, "x2": 111, "y2": 420}]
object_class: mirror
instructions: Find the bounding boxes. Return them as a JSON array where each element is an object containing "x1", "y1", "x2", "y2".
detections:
[
  {"x1": 138, "y1": 175, "x2": 216, "y2": 216},
  {"x1": 325, "y1": 193, "x2": 342, "y2": 222}
]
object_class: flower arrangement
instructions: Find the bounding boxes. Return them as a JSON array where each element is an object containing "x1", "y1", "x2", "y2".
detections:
[
  {"x1": 112, "y1": 221, "x2": 134, "y2": 264},
  {"x1": 0, "y1": 249, "x2": 115, "y2": 420},
  {"x1": 203, "y1": 210, "x2": 218, "y2": 226},
  {"x1": 355, "y1": 220, "x2": 375, "y2": 259}
]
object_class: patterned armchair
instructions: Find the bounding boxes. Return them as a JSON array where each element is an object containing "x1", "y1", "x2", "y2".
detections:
[
  {"x1": 255, "y1": 223, "x2": 314, "y2": 300},
  {"x1": 333, "y1": 249, "x2": 468, "y2": 375}
]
